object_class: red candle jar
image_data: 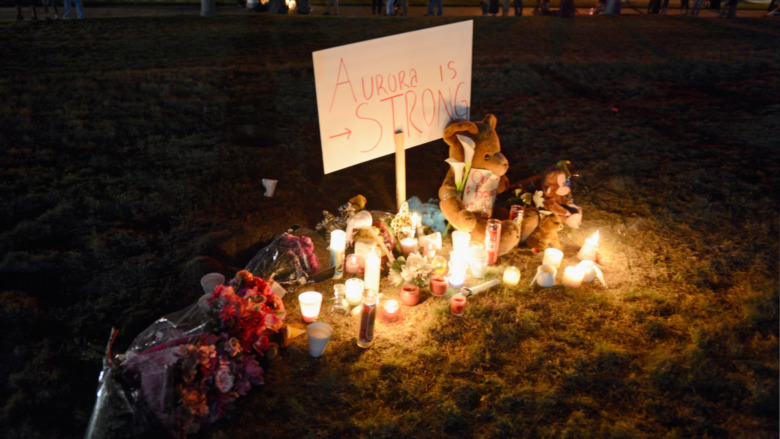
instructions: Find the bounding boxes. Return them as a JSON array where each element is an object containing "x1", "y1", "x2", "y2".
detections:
[
  {"x1": 451, "y1": 293, "x2": 466, "y2": 316},
  {"x1": 400, "y1": 284, "x2": 420, "y2": 306},
  {"x1": 429, "y1": 274, "x2": 448, "y2": 296}
]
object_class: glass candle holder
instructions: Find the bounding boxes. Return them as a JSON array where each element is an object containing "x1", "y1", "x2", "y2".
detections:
[
  {"x1": 345, "y1": 278, "x2": 365, "y2": 306},
  {"x1": 430, "y1": 274, "x2": 448, "y2": 296},
  {"x1": 451, "y1": 293, "x2": 466, "y2": 316},
  {"x1": 400, "y1": 284, "x2": 420, "y2": 306},
  {"x1": 503, "y1": 266, "x2": 521, "y2": 286}
]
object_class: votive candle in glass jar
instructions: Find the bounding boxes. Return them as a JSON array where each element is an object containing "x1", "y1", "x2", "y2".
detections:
[{"x1": 451, "y1": 293, "x2": 466, "y2": 316}]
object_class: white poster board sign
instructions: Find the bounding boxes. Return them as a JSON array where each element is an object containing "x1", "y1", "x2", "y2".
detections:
[{"x1": 313, "y1": 20, "x2": 473, "y2": 174}]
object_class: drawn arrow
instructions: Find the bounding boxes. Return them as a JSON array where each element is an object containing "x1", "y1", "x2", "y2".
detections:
[{"x1": 329, "y1": 128, "x2": 351, "y2": 140}]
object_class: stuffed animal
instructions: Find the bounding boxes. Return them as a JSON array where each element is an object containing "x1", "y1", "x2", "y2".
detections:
[
  {"x1": 540, "y1": 167, "x2": 582, "y2": 229},
  {"x1": 438, "y1": 115, "x2": 520, "y2": 256},
  {"x1": 407, "y1": 196, "x2": 447, "y2": 234},
  {"x1": 524, "y1": 209, "x2": 563, "y2": 251}
]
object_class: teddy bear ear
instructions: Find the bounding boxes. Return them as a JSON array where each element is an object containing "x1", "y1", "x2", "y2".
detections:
[{"x1": 484, "y1": 114, "x2": 497, "y2": 130}]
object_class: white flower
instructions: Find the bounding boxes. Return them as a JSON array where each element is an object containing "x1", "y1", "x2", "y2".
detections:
[{"x1": 533, "y1": 190, "x2": 545, "y2": 209}]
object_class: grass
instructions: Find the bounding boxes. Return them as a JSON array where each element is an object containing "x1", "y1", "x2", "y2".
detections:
[{"x1": 1, "y1": 11, "x2": 778, "y2": 439}]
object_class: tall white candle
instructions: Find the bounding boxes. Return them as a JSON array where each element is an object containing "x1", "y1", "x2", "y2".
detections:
[
  {"x1": 364, "y1": 250, "x2": 381, "y2": 294},
  {"x1": 543, "y1": 248, "x2": 563, "y2": 268},
  {"x1": 330, "y1": 230, "x2": 346, "y2": 279}
]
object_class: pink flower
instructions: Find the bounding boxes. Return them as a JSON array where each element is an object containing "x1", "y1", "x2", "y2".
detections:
[
  {"x1": 215, "y1": 361, "x2": 234, "y2": 393},
  {"x1": 253, "y1": 334, "x2": 270, "y2": 354},
  {"x1": 263, "y1": 313, "x2": 280, "y2": 331}
]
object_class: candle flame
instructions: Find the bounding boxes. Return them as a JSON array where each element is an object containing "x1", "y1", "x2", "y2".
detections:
[{"x1": 588, "y1": 230, "x2": 599, "y2": 244}]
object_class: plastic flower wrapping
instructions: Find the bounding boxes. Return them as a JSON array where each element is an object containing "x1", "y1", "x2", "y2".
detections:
[
  {"x1": 85, "y1": 270, "x2": 286, "y2": 439},
  {"x1": 244, "y1": 227, "x2": 321, "y2": 288}
]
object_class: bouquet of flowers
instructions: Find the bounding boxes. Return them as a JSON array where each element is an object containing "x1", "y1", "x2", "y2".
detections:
[
  {"x1": 244, "y1": 227, "x2": 321, "y2": 288},
  {"x1": 86, "y1": 270, "x2": 286, "y2": 439},
  {"x1": 389, "y1": 252, "x2": 434, "y2": 289}
]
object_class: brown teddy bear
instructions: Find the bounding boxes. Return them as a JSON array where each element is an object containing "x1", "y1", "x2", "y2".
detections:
[
  {"x1": 523, "y1": 209, "x2": 563, "y2": 251},
  {"x1": 438, "y1": 115, "x2": 520, "y2": 256}
]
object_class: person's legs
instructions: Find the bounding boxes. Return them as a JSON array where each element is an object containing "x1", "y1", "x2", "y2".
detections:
[{"x1": 72, "y1": 0, "x2": 83, "y2": 18}]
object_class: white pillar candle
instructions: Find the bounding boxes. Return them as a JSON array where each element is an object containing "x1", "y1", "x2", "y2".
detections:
[
  {"x1": 577, "y1": 231, "x2": 599, "y2": 261},
  {"x1": 562, "y1": 265, "x2": 585, "y2": 288},
  {"x1": 345, "y1": 278, "x2": 364, "y2": 306},
  {"x1": 330, "y1": 230, "x2": 346, "y2": 279},
  {"x1": 502, "y1": 266, "x2": 521, "y2": 286},
  {"x1": 542, "y1": 248, "x2": 564, "y2": 268},
  {"x1": 448, "y1": 261, "x2": 468, "y2": 288},
  {"x1": 451, "y1": 230, "x2": 471, "y2": 254},
  {"x1": 364, "y1": 250, "x2": 381, "y2": 294}
]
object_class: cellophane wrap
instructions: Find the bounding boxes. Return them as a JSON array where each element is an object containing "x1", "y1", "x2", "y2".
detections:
[
  {"x1": 243, "y1": 226, "x2": 322, "y2": 287},
  {"x1": 86, "y1": 270, "x2": 286, "y2": 439}
]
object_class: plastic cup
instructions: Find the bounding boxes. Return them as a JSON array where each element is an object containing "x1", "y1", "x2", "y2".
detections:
[
  {"x1": 298, "y1": 291, "x2": 323, "y2": 323},
  {"x1": 306, "y1": 322, "x2": 333, "y2": 358},
  {"x1": 200, "y1": 273, "x2": 225, "y2": 294},
  {"x1": 262, "y1": 178, "x2": 278, "y2": 197}
]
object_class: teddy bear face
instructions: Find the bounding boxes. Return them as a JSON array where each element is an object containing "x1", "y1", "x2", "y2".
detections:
[
  {"x1": 538, "y1": 213, "x2": 563, "y2": 232},
  {"x1": 446, "y1": 115, "x2": 509, "y2": 177}
]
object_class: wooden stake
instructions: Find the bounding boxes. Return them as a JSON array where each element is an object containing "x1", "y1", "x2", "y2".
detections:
[{"x1": 394, "y1": 130, "x2": 405, "y2": 212}]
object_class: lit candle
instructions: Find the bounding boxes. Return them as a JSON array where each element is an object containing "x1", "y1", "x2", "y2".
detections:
[
  {"x1": 330, "y1": 230, "x2": 346, "y2": 279},
  {"x1": 411, "y1": 212, "x2": 423, "y2": 238},
  {"x1": 503, "y1": 266, "x2": 521, "y2": 286},
  {"x1": 576, "y1": 260, "x2": 607, "y2": 287},
  {"x1": 577, "y1": 231, "x2": 599, "y2": 262},
  {"x1": 430, "y1": 274, "x2": 448, "y2": 296},
  {"x1": 383, "y1": 299, "x2": 399, "y2": 322},
  {"x1": 451, "y1": 230, "x2": 471, "y2": 254},
  {"x1": 562, "y1": 265, "x2": 585, "y2": 288},
  {"x1": 345, "y1": 278, "x2": 364, "y2": 306},
  {"x1": 364, "y1": 250, "x2": 381, "y2": 295},
  {"x1": 451, "y1": 293, "x2": 466, "y2": 316},
  {"x1": 400, "y1": 237, "x2": 418, "y2": 257},
  {"x1": 448, "y1": 261, "x2": 467, "y2": 288},
  {"x1": 542, "y1": 248, "x2": 563, "y2": 269},
  {"x1": 298, "y1": 291, "x2": 322, "y2": 323},
  {"x1": 344, "y1": 253, "x2": 363, "y2": 275}
]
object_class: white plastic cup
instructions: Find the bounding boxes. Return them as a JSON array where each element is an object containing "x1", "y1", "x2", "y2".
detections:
[
  {"x1": 307, "y1": 322, "x2": 333, "y2": 358},
  {"x1": 200, "y1": 273, "x2": 225, "y2": 294},
  {"x1": 536, "y1": 264, "x2": 557, "y2": 288},
  {"x1": 298, "y1": 291, "x2": 323, "y2": 323},
  {"x1": 469, "y1": 247, "x2": 488, "y2": 279},
  {"x1": 262, "y1": 179, "x2": 278, "y2": 197}
]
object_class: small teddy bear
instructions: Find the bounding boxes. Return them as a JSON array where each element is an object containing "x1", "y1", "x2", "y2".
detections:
[
  {"x1": 438, "y1": 114, "x2": 520, "y2": 256},
  {"x1": 524, "y1": 209, "x2": 563, "y2": 251}
]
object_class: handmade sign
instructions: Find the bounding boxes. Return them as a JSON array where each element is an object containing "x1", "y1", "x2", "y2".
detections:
[
  {"x1": 313, "y1": 20, "x2": 473, "y2": 174},
  {"x1": 461, "y1": 167, "x2": 501, "y2": 218}
]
